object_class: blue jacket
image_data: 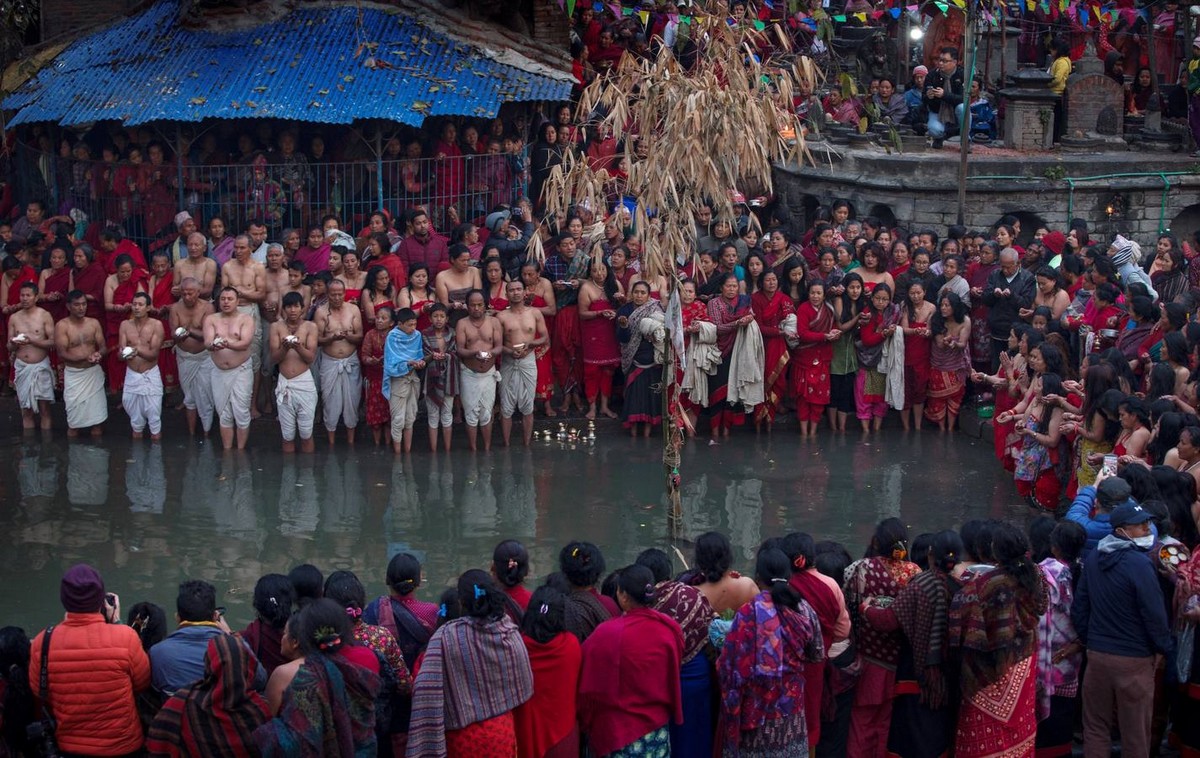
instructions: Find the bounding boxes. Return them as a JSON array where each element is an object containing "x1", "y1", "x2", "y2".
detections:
[
  {"x1": 1065, "y1": 486, "x2": 1154, "y2": 555},
  {"x1": 1070, "y1": 534, "x2": 1172, "y2": 658},
  {"x1": 149, "y1": 625, "x2": 266, "y2": 696}
]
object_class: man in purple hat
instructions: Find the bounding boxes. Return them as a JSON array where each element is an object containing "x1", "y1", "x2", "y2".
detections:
[{"x1": 29, "y1": 564, "x2": 151, "y2": 756}]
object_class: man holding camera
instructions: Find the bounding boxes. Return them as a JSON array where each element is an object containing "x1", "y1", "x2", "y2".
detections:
[{"x1": 29, "y1": 564, "x2": 151, "y2": 756}]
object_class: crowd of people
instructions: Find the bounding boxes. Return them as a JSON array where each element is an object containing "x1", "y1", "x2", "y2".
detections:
[{"x1": 0, "y1": 511, "x2": 1193, "y2": 758}]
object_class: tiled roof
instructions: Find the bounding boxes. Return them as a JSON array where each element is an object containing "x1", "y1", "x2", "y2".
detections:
[{"x1": 2, "y1": 0, "x2": 574, "y2": 127}]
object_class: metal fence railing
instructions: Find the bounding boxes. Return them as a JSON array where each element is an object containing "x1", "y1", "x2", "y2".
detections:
[{"x1": 11, "y1": 140, "x2": 530, "y2": 247}]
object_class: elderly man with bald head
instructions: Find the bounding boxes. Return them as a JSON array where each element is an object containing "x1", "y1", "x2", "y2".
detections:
[{"x1": 981, "y1": 245, "x2": 1036, "y2": 370}]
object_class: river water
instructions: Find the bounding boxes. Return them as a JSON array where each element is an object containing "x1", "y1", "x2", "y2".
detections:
[{"x1": 0, "y1": 427, "x2": 1015, "y2": 632}]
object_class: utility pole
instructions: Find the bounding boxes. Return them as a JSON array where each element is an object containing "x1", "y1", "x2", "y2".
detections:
[{"x1": 957, "y1": 0, "x2": 978, "y2": 225}]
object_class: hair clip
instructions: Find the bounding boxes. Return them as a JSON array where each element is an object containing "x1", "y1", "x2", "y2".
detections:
[
  {"x1": 438, "y1": 603, "x2": 447, "y2": 618},
  {"x1": 571, "y1": 547, "x2": 580, "y2": 557},
  {"x1": 770, "y1": 577, "x2": 788, "y2": 584},
  {"x1": 539, "y1": 603, "x2": 549, "y2": 614},
  {"x1": 473, "y1": 584, "x2": 485, "y2": 599},
  {"x1": 507, "y1": 558, "x2": 518, "y2": 570},
  {"x1": 268, "y1": 596, "x2": 278, "y2": 606},
  {"x1": 793, "y1": 556, "x2": 807, "y2": 570},
  {"x1": 345, "y1": 606, "x2": 363, "y2": 619}
]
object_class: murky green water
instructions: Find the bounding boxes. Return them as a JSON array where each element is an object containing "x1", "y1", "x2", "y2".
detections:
[{"x1": 0, "y1": 427, "x2": 1014, "y2": 633}]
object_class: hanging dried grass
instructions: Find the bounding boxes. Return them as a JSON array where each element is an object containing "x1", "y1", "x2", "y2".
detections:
[{"x1": 541, "y1": 11, "x2": 816, "y2": 281}]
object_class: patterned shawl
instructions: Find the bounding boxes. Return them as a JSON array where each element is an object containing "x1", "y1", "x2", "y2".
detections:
[
  {"x1": 949, "y1": 569, "x2": 1048, "y2": 698},
  {"x1": 652, "y1": 579, "x2": 717, "y2": 663},
  {"x1": 406, "y1": 616, "x2": 533, "y2": 757},
  {"x1": 421, "y1": 326, "x2": 460, "y2": 407},
  {"x1": 253, "y1": 652, "x2": 381, "y2": 758},
  {"x1": 146, "y1": 634, "x2": 270, "y2": 758},
  {"x1": 620, "y1": 299, "x2": 665, "y2": 374},
  {"x1": 843, "y1": 556, "x2": 921, "y2": 666},
  {"x1": 893, "y1": 569, "x2": 960, "y2": 706},
  {"x1": 565, "y1": 588, "x2": 613, "y2": 642}
]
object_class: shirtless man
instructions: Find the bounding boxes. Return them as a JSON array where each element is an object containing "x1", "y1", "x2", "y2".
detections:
[
  {"x1": 260, "y1": 242, "x2": 290, "y2": 414},
  {"x1": 270, "y1": 291, "x2": 318, "y2": 453},
  {"x1": 455, "y1": 289, "x2": 502, "y2": 451},
  {"x1": 221, "y1": 235, "x2": 266, "y2": 417},
  {"x1": 520, "y1": 262, "x2": 558, "y2": 417},
  {"x1": 169, "y1": 277, "x2": 216, "y2": 437},
  {"x1": 204, "y1": 286, "x2": 256, "y2": 450},
  {"x1": 56, "y1": 290, "x2": 107, "y2": 436},
  {"x1": 315, "y1": 279, "x2": 363, "y2": 445},
  {"x1": 283, "y1": 260, "x2": 312, "y2": 311},
  {"x1": 496, "y1": 280, "x2": 547, "y2": 446},
  {"x1": 118, "y1": 291, "x2": 165, "y2": 440},
  {"x1": 435, "y1": 244, "x2": 482, "y2": 318},
  {"x1": 172, "y1": 232, "x2": 217, "y2": 299},
  {"x1": 7, "y1": 282, "x2": 56, "y2": 430}
]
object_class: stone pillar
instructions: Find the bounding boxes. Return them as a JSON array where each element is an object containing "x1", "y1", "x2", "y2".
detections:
[{"x1": 999, "y1": 69, "x2": 1058, "y2": 150}]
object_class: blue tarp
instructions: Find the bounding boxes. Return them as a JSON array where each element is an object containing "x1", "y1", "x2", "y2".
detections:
[{"x1": 2, "y1": 0, "x2": 573, "y2": 127}]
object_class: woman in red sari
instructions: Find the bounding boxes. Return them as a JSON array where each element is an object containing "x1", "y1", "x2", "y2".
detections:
[
  {"x1": 752, "y1": 270, "x2": 795, "y2": 427},
  {"x1": 843, "y1": 518, "x2": 922, "y2": 758},
  {"x1": 147, "y1": 251, "x2": 178, "y2": 391},
  {"x1": 521, "y1": 263, "x2": 558, "y2": 418},
  {"x1": 514, "y1": 585, "x2": 582, "y2": 758},
  {"x1": 792, "y1": 281, "x2": 840, "y2": 438},
  {"x1": 578, "y1": 257, "x2": 623, "y2": 421},
  {"x1": 949, "y1": 523, "x2": 1048, "y2": 758},
  {"x1": 900, "y1": 280, "x2": 935, "y2": 431},
  {"x1": 1, "y1": 257, "x2": 39, "y2": 390},
  {"x1": 71, "y1": 243, "x2": 108, "y2": 323},
  {"x1": 103, "y1": 254, "x2": 148, "y2": 392}
]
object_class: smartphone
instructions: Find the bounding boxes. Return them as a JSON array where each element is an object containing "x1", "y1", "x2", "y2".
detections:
[{"x1": 1102, "y1": 454, "x2": 1118, "y2": 477}]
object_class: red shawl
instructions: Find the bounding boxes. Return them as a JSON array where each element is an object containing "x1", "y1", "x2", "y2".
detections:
[
  {"x1": 106, "y1": 270, "x2": 149, "y2": 339},
  {"x1": 42, "y1": 267, "x2": 72, "y2": 321},
  {"x1": 578, "y1": 608, "x2": 683, "y2": 756},
  {"x1": 514, "y1": 632, "x2": 582, "y2": 758},
  {"x1": 751, "y1": 289, "x2": 794, "y2": 333},
  {"x1": 74, "y1": 263, "x2": 108, "y2": 322},
  {"x1": 107, "y1": 239, "x2": 147, "y2": 274},
  {"x1": 790, "y1": 570, "x2": 842, "y2": 650},
  {"x1": 4, "y1": 266, "x2": 37, "y2": 306},
  {"x1": 151, "y1": 273, "x2": 175, "y2": 309}
]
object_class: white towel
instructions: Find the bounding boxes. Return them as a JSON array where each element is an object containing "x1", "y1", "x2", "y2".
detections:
[
  {"x1": 681, "y1": 320, "x2": 720, "y2": 407},
  {"x1": 728, "y1": 320, "x2": 765, "y2": 408}
]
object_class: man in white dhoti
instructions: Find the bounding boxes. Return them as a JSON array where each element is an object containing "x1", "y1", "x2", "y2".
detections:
[
  {"x1": 118, "y1": 292, "x2": 165, "y2": 439},
  {"x1": 204, "y1": 286, "x2": 256, "y2": 450},
  {"x1": 7, "y1": 281, "x2": 55, "y2": 430},
  {"x1": 56, "y1": 290, "x2": 108, "y2": 436},
  {"x1": 269, "y1": 291, "x2": 319, "y2": 453},
  {"x1": 496, "y1": 279, "x2": 547, "y2": 447},
  {"x1": 314, "y1": 279, "x2": 363, "y2": 445},
  {"x1": 220, "y1": 234, "x2": 267, "y2": 418},
  {"x1": 169, "y1": 277, "x2": 215, "y2": 436},
  {"x1": 455, "y1": 290, "x2": 503, "y2": 452}
]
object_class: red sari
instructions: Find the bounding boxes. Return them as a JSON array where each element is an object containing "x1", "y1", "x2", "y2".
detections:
[
  {"x1": 150, "y1": 273, "x2": 178, "y2": 390},
  {"x1": 752, "y1": 290, "x2": 795, "y2": 423},
  {"x1": 514, "y1": 633, "x2": 582, "y2": 758},
  {"x1": 360, "y1": 329, "x2": 389, "y2": 427},
  {"x1": 41, "y1": 267, "x2": 72, "y2": 322},
  {"x1": 74, "y1": 262, "x2": 107, "y2": 322},
  {"x1": 792, "y1": 301, "x2": 836, "y2": 422},
  {"x1": 581, "y1": 298, "x2": 620, "y2": 401},
  {"x1": 677, "y1": 301, "x2": 710, "y2": 414},
  {"x1": 105, "y1": 271, "x2": 148, "y2": 392},
  {"x1": 531, "y1": 295, "x2": 555, "y2": 403},
  {"x1": 965, "y1": 261, "x2": 997, "y2": 369}
]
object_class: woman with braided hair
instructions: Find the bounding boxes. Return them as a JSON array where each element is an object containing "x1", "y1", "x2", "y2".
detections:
[
  {"x1": 718, "y1": 545, "x2": 825, "y2": 756},
  {"x1": 406, "y1": 570, "x2": 533, "y2": 758},
  {"x1": 578, "y1": 564, "x2": 684, "y2": 757},
  {"x1": 253, "y1": 598, "x2": 382, "y2": 757}
]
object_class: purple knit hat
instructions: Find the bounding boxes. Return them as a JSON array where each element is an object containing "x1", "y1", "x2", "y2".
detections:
[{"x1": 60, "y1": 564, "x2": 105, "y2": 613}]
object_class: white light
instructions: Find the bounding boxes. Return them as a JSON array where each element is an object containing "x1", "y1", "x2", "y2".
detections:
[{"x1": 910, "y1": 27, "x2": 925, "y2": 41}]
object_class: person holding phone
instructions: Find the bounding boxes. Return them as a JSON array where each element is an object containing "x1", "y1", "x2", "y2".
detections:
[{"x1": 923, "y1": 46, "x2": 966, "y2": 149}]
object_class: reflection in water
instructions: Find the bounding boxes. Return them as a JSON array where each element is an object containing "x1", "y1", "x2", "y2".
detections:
[{"x1": 2, "y1": 432, "x2": 1016, "y2": 631}]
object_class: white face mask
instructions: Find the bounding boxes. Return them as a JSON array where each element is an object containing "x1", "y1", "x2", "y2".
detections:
[{"x1": 1118, "y1": 528, "x2": 1155, "y2": 550}]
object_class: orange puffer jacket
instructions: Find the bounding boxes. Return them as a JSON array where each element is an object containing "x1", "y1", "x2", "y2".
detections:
[{"x1": 29, "y1": 612, "x2": 152, "y2": 756}]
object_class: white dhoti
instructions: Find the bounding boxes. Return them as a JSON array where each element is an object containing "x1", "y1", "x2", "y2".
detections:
[
  {"x1": 320, "y1": 353, "x2": 362, "y2": 431},
  {"x1": 237, "y1": 305, "x2": 263, "y2": 374},
  {"x1": 122, "y1": 364, "x2": 164, "y2": 435},
  {"x1": 64, "y1": 364, "x2": 108, "y2": 429},
  {"x1": 500, "y1": 353, "x2": 536, "y2": 418},
  {"x1": 276, "y1": 371, "x2": 318, "y2": 441},
  {"x1": 460, "y1": 365, "x2": 499, "y2": 426},
  {"x1": 212, "y1": 361, "x2": 253, "y2": 429},
  {"x1": 389, "y1": 373, "x2": 421, "y2": 438},
  {"x1": 13, "y1": 357, "x2": 54, "y2": 411},
  {"x1": 175, "y1": 347, "x2": 216, "y2": 432}
]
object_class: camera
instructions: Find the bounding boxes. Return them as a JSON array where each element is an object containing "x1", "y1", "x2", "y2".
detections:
[{"x1": 26, "y1": 719, "x2": 60, "y2": 758}]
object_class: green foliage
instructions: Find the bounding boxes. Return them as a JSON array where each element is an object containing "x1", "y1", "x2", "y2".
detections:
[{"x1": 1043, "y1": 165, "x2": 1066, "y2": 181}]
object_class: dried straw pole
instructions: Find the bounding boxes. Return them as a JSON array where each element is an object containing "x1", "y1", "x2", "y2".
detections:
[{"x1": 538, "y1": 7, "x2": 819, "y2": 535}]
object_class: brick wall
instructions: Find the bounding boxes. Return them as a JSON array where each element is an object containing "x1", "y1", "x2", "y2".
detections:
[
  {"x1": 1063, "y1": 72, "x2": 1123, "y2": 138},
  {"x1": 532, "y1": 0, "x2": 569, "y2": 49},
  {"x1": 41, "y1": 0, "x2": 138, "y2": 41}
]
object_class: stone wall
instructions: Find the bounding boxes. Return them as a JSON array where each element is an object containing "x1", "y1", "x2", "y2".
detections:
[
  {"x1": 41, "y1": 0, "x2": 137, "y2": 41},
  {"x1": 773, "y1": 147, "x2": 1200, "y2": 241},
  {"x1": 532, "y1": 0, "x2": 570, "y2": 48},
  {"x1": 1063, "y1": 71, "x2": 1124, "y2": 138}
]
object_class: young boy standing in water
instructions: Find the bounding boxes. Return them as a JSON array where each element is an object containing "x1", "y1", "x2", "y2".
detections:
[{"x1": 422, "y1": 303, "x2": 459, "y2": 452}]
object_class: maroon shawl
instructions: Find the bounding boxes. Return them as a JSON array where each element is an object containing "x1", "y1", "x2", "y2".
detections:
[{"x1": 790, "y1": 570, "x2": 842, "y2": 650}]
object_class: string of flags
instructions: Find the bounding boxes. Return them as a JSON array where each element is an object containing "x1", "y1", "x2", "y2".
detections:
[{"x1": 555, "y1": 0, "x2": 1171, "y2": 34}]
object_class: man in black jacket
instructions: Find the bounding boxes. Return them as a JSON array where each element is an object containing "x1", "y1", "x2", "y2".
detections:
[
  {"x1": 981, "y1": 247, "x2": 1036, "y2": 370},
  {"x1": 923, "y1": 46, "x2": 966, "y2": 148}
]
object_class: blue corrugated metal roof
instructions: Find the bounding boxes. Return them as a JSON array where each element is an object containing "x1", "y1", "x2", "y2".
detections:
[{"x1": 2, "y1": 0, "x2": 574, "y2": 128}]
